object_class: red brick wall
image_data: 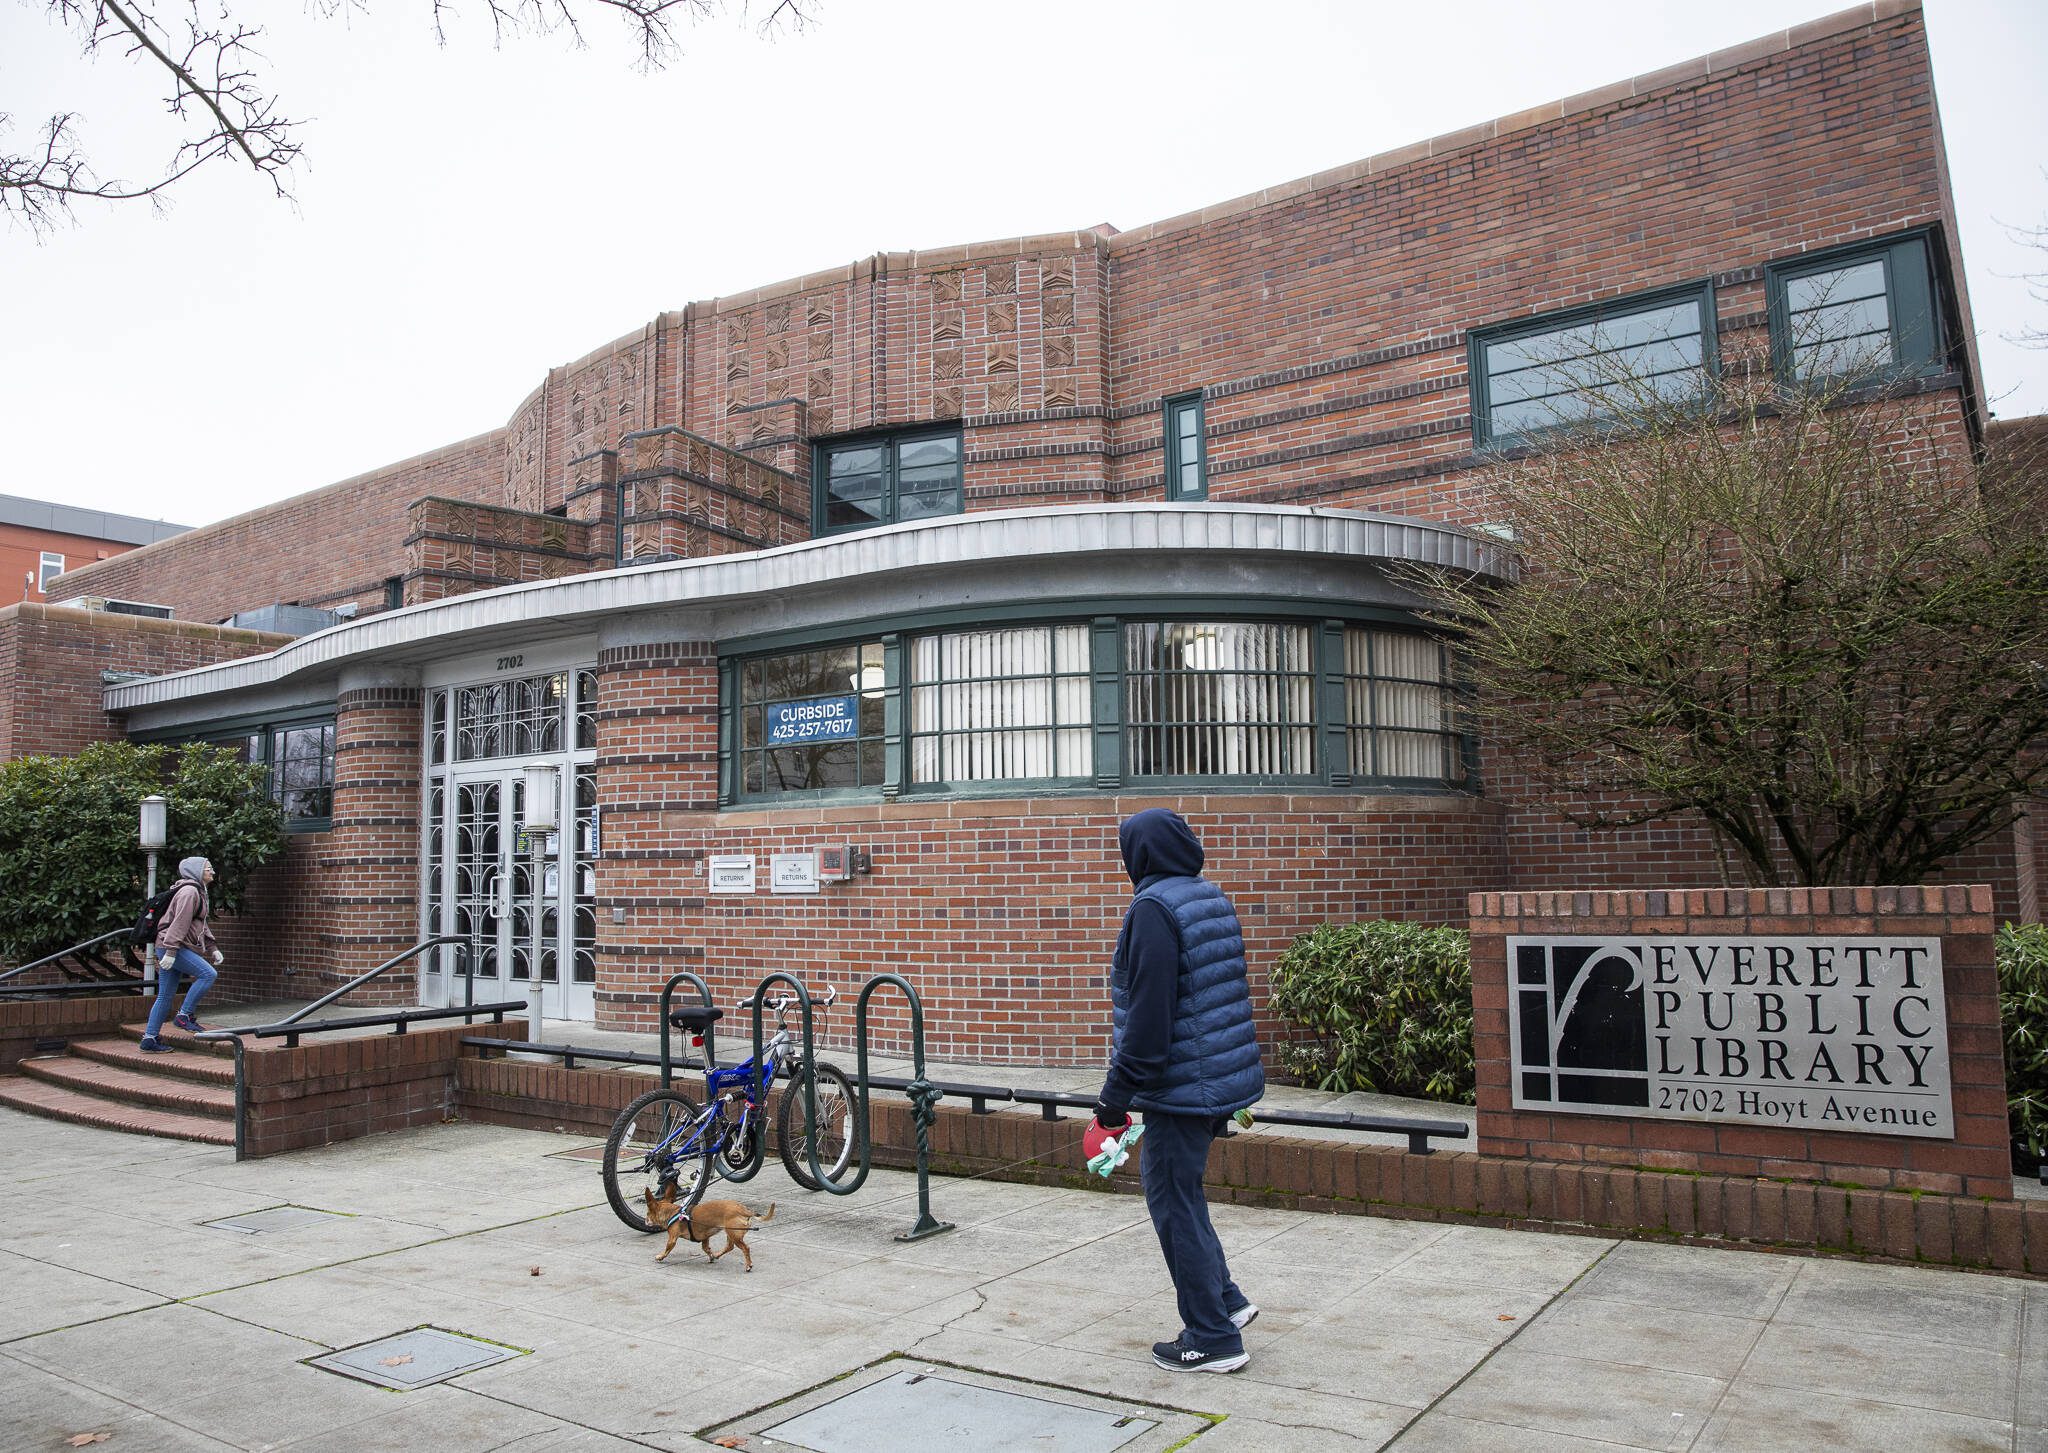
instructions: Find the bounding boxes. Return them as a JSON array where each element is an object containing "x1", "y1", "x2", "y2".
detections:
[
  {"x1": 318, "y1": 685, "x2": 426, "y2": 1002},
  {"x1": 1471, "y1": 884, "x2": 2013, "y2": 1200},
  {"x1": 0, "y1": 604, "x2": 288, "y2": 762},
  {"x1": 52, "y1": 431, "x2": 505, "y2": 624},
  {"x1": 53, "y1": 11, "x2": 1966, "y2": 624},
  {"x1": 404, "y1": 497, "x2": 603, "y2": 605},
  {"x1": 240, "y1": 1017, "x2": 526, "y2": 1158}
]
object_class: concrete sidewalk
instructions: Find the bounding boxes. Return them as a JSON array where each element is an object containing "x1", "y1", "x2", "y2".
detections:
[{"x1": 2, "y1": 1108, "x2": 2040, "y2": 1452}]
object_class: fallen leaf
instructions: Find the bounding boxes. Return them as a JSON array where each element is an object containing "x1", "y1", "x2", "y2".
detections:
[
  {"x1": 529, "y1": 1266, "x2": 542, "y2": 1276},
  {"x1": 714, "y1": 1439, "x2": 746, "y2": 1449},
  {"x1": 1496, "y1": 1314, "x2": 1516, "y2": 1322},
  {"x1": 379, "y1": 1354, "x2": 414, "y2": 1367},
  {"x1": 66, "y1": 1436, "x2": 110, "y2": 1448}
]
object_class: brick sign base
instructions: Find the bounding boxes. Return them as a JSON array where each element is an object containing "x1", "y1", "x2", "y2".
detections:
[{"x1": 1473, "y1": 886, "x2": 2013, "y2": 1200}]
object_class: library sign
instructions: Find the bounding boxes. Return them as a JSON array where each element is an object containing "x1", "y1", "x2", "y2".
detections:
[{"x1": 1507, "y1": 935, "x2": 1953, "y2": 1139}]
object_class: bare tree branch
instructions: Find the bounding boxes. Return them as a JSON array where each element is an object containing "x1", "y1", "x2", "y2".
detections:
[{"x1": 3, "y1": 0, "x2": 819, "y2": 235}]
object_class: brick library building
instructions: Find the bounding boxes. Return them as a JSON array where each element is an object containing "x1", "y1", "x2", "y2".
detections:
[{"x1": 2, "y1": 1, "x2": 2034, "y2": 1063}]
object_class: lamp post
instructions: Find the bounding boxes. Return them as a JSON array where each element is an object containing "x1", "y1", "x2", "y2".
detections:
[
  {"x1": 139, "y1": 795, "x2": 168, "y2": 898},
  {"x1": 520, "y1": 763, "x2": 560, "y2": 1040}
]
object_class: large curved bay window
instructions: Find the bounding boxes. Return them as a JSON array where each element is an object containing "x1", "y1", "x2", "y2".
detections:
[{"x1": 725, "y1": 614, "x2": 1468, "y2": 802}]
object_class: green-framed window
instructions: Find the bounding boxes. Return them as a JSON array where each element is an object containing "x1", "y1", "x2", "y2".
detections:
[
  {"x1": 1164, "y1": 394, "x2": 1208, "y2": 500},
  {"x1": 737, "y1": 640, "x2": 889, "y2": 796},
  {"x1": 723, "y1": 613, "x2": 1470, "y2": 802},
  {"x1": 1767, "y1": 231, "x2": 1944, "y2": 386},
  {"x1": 814, "y1": 428, "x2": 963, "y2": 535},
  {"x1": 1469, "y1": 283, "x2": 1716, "y2": 448},
  {"x1": 1344, "y1": 630, "x2": 1466, "y2": 784},
  {"x1": 167, "y1": 713, "x2": 338, "y2": 830},
  {"x1": 1125, "y1": 621, "x2": 1315, "y2": 778},
  {"x1": 911, "y1": 624, "x2": 1093, "y2": 786}
]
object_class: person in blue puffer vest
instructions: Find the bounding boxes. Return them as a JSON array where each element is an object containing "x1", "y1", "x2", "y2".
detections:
[{"x1": 1087, "y1": 807, "x2": 1265, "y2": 1373}]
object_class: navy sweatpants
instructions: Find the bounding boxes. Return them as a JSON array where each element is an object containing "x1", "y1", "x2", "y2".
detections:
[{"x1": 1141, "y1": 1111, "x2": 1249, "y2": 1354}]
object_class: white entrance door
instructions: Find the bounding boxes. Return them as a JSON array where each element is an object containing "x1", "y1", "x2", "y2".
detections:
[{"x1": 422, "y1": 766, "x2": 595, "y2": 1023}]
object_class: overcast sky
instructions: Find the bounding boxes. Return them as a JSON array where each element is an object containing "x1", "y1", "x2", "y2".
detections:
[{"x1": 2, "y1": 0, "x2": 2043, "y2": 531}]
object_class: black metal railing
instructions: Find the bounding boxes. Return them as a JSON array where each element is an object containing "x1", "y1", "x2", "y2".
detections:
[
  {"x1": 0, "y1": 927, "x2": 151, "y2": 997},
  {"x1": 461, "y1": 1035, "x2": 1472, "y2": 1154},
  {"x1": 190, "y1": 935, "x2": 524, "y2": 1160}
]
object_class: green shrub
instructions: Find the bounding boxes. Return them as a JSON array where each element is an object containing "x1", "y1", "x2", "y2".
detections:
[
  {"x1": 1270, "y1": 920, "x2": 1474, "y2": 1103},
  {"x1": 0, "y1": 741, "x2": 285, "y2": 966},
  {"x1": 2001, "y1": 921, "x2": 2048, "y2": 1171}
]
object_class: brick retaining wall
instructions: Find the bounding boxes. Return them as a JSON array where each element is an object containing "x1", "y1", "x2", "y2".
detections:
[{"x1": 240, "y1": 1018, "x2": 528, "y2": 1158}]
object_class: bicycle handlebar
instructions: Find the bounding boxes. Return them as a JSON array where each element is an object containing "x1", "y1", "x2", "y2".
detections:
[{"x1": 738, "y1": 985, "x2": 838, "y2": 1015}]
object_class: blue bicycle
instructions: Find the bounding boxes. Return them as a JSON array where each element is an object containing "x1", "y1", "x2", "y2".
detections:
[{"x1": 601, "y1": 987, "x2": 856, "y2": 1233}]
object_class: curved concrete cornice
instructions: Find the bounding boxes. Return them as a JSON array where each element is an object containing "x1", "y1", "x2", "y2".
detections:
[{"x1": 104, "y1": 504, "x2": 1508, "y2": 713}]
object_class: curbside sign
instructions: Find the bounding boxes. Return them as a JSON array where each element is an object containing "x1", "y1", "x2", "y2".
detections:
[
  {"x1": 1507, "y1": 935, "x2": 1953, "y2": 1139},
  {"x1": 766, "y1": 696, "x2": 858, "y2": 745}
]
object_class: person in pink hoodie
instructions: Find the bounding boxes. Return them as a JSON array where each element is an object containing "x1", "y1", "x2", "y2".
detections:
[{"x1": 140, "y1": 856, "x2": 223, "y2": 1052}]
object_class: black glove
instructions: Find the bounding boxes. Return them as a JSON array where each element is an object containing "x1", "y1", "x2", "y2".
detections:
[{"x1": 1092, "y1": 1104, "x2": 1130, "y2": 1131}]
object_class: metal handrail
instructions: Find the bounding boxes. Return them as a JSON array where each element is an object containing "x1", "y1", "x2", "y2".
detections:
[
  {"x1": 202, "y1": 1000, "x2": 527, "y2": 1048},
  {"x1": 219, "y1": 934, "x2": 473, "y2": 1039},
  {"x1": 0, "y1": 927, "x2": 140, "y2": 986},
  {"x1": 479, "y1": 1036, "x2": 1473, "y2": 1155}
]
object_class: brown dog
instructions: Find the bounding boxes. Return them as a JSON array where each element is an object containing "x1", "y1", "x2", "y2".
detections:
[{"x1": 643, "y1": 1188, "x2": 776, "y2": 1270}]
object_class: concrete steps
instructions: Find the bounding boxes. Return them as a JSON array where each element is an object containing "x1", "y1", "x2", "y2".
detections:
[{"x1": 0, "y1": 1022, "x2": 237, "y2": 1146}]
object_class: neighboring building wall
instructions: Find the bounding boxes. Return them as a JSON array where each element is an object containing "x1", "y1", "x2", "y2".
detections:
[{"x1": 3, "y1": 524, "x2": 138, "y2": 605}]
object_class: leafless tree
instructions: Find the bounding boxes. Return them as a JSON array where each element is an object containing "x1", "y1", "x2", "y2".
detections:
[
  {"x1": 2, "y1": 0, "x2": 813, "y2": 235},
  {"x1": 1409, "y1": 352, "x2": 2048, "y2": 888}
]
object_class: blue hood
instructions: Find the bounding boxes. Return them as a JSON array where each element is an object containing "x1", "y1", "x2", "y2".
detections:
[{"x1": 1118, "y1": 809, "x2": 1205, "y2": 885}]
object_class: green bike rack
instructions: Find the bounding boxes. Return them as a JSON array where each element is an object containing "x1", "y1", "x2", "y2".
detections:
[
  {"x1": 726, "y1": 969, "x2": 954, "y2": 1241},
  {"x1": 855, "y1": 972, "x2": 954, "y2": 1242}
]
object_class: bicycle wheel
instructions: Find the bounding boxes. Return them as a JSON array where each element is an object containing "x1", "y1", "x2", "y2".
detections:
[
  {"x1": 777, "y1": 1061, "x2": 858, "y2": 1191},
  {"x1": 602, "y1": 1086, "x2": 708, "y2": 1233},
  {"x1": 718, "y1": 1099, "x2": 767, "y2": 1183}
]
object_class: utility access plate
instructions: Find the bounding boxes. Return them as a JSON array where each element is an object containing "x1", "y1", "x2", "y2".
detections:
[
  {"x1": 307, "y1": 1327, "x2": 523, "y2": 1390},
  {"x1": 204, "y1": 1206, "x2": 346, "y2": 1234},
  {"x1": 761, "y1": 1370, "x2": 1162, "y2": 1453}
]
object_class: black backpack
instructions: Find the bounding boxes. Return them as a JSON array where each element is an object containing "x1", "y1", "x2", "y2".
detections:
[{"x1": 131, "y1": 883, "x2": 188, "y2": 946}]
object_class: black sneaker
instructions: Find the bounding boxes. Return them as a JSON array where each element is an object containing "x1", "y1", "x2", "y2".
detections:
[
  {"x1": 1152, "y1": 1339, "x2": 1248, "y2": 1374},
  {"x1": 138, "y1": 1036, "x2": 169, "y2": 1054},
  {"x1": 1228, "y1": 1302, "x2": 1260, "y2": 1330}
]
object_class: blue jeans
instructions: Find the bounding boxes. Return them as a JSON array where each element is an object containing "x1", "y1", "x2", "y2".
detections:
[
  {"x1": 146, "y1": 948, "x2": 217, "y2": 1037},
  {"x1": 1141, "y1": 1111, "x2": 1249, "y2": 1355}
]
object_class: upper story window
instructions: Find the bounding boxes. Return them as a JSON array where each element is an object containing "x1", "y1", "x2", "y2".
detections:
[
  {"x1": 1470, "y1": 285, "x2": 1715, "y2": 448},
  {"x1": 37, "y1": 552, "x2": 63, "y2": 592},
  {"x1": 1164, "y1": 394, "x2": 1208, "y2": 500},
  {"x1": 814, "y1": 428, "x2": 963, "y2": 535},
  {"x1": 1768, "y1": 232, "x2": 1943, "y2": 386}
]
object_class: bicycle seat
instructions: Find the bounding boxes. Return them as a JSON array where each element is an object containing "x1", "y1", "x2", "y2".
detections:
[{"x1": 666, "y1": 1004, "x2": 726, "y2": 1032}]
